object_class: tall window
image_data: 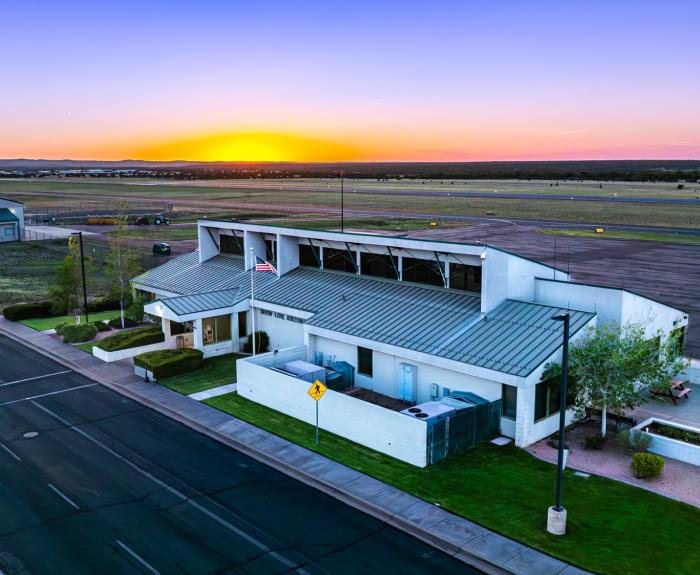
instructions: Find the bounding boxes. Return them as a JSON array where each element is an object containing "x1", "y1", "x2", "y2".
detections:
[
  {"x1": 502, "y1": 384, "x2": 517, "y2": 419},
  {"x1": 534, "y1": 378, "x2": 573, "y2": 422},
  {"x1": 357, "y1": 346, "x2": 373, "y2": 377},
  {"x1": 237, "y1": 311, "x2": 247, "y2": 337},
  {"x1": 299, "y1": 244, "x2": 320, "y2": 267},
  {"x1": 220, "y1": 234, "x2": 243, "y2": 255},
  {"x1": 202, "y1": 315, "x2": 232, "y2": 345},
  {"x1": 323, "y1": 247, "x2": 357, "y2": 273},
  {"x1": 449, "y1": 263, "x2": 482, "y2": 292},
  {"x1": 265, "y1": 239, "x2": 277, "y2": 262},
  {"x1": 402, "y1": 257, "x2": 444, "y2": 287},
  {"x1": 360, "y1": 252, "x2": 398, "y2": 279}
]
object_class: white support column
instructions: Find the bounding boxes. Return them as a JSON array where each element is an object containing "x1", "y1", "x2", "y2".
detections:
[
  {"x1": 161, "y1": 317, "x2": 171, "y2": 337},
  {"x1": 243, "y1": 231, "x2": 267, "y2": 270},
  {"x1": 276, "y1": 234, "x2": 299, "y2": 276},
  {"x1": 515, "y1": 384, "x2": 536, "y2": 447},
  {"x1": 231, "y1": 312, "x2": 240, "y2": 352},
  {"x1": 193, "y1": 318, "x2": 204, "y2": 350}
]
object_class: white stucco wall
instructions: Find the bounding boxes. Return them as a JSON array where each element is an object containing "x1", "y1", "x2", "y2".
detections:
[
  {"x1": 238, "y1": 348, "x2": 429, "y2": 466},
  {"x1": 254, "y1": 307, "x2": 306, "y2": 351}
]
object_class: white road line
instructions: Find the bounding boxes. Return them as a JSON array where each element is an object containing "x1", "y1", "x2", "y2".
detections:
[
  {"x1": 116, "y1": 540, "x2": 160, "y2": 575},
  {"x1": 0, "y1": 442, "x2": 21, "y2": 462},
  {"x1": 0, "y1": 383, "x2": 96, "y2": 407},
  {"x1": 31, "y1": 400, "x2": 313, "y2": 575},
  {"x1": 47, "y1": 483, "x2": 80, "y2": 510},
  {"x1": 0, "y1": 370, "x2": 72, "y2": 388}
]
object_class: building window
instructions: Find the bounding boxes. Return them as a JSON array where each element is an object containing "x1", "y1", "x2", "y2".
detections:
[
  {"x1": 534, "y1": 378, "x2": 573, "y2": 422},
  {"x1": 401, "y1": 257, "x2": 444, "y2": 287},
  {"x1": 202, "y1": 315, "x2": 232, "y2": 345},
  {"x1": 360, "y1": 252, "x2": 398, "y2": 279},
  {"x1": 323, "y1": 247, "x2": 357, "y2": 273},
  {"x1": 220, "y1": 233, "x2": 243, "y2": 255},
  {"x1": 237, "y1": 311, "x2": 247, "y2": 337},
  {"x1": 357, "y1": 346, "x2": 373, "y2": 377},
  {"x1": 4, "y1": 226, "x2": 14, "y2": 237},
  {"x1": 265, "y1": 239, "x2": 276, "y2": 262},
  {"x1": 299, "y1": 244, "x2": 320, "y2": 267},
  {"x1": 669, "y1": 326, "x2": 687, "y2": 356},
  {"x1": 502, "y1": 384, "x2": 517, "y2": 419},
  {"x1": 449, "y1": 263, "x2": 482, "y2": 292}
]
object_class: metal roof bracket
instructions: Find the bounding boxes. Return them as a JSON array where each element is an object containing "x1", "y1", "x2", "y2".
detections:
[
  {"x1": 386, "y1": 247, "x2": 400, "y2": 280},
  {"x1": 434, "y1": 251, "x2": 447, "y2": 288}
]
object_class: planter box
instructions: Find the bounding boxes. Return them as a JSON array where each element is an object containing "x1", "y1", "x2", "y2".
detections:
[
  {"x1": 92, "y1": 336, "x2": 177, "y2": 363},
  {"x1": 133, "y1": 365, "x2": 157, "y2": 382},
  {"x1": 632, "y1": 417, "x2": 700, "y2": 467}
]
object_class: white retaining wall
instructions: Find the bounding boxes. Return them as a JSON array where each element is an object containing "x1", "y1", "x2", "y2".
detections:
[
  {"x1": 92, "y1": 336, "x2": 177, "y2": 363},
  {"x1": 633, "y1": 417, "x2": 700, "y2": 467},
  {"x1": 237, "y1": 347, "x2": 429, "y2": 466}
]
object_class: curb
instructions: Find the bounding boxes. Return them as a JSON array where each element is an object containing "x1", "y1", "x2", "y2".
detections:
[{"x1": 0, "y1": 324, "x2": 576, "y2": 575}]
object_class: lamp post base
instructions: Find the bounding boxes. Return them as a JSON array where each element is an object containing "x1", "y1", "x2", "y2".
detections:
[{"x1": 547, "y1": 506, "x2": 567, "y2": 535}]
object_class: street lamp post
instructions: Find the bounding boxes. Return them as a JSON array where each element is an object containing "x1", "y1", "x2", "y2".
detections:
[
  {"x1": 72, "y1": 232, "x2": 89, "y2": 323},
  {"x1": 548, "y1": 311, "x2": 570, "y2": 535}
]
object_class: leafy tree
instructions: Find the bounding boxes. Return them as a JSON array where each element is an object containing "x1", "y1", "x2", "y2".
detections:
[
  {"x1": 567, "y1": 321, "x2": 688, "y2": 439},
  {"x1": 107, "y1": 201, "x2": 142, "y2": 328},
  {"x1": 48, "y1": 253, "x2": 81, "y2": 315}
]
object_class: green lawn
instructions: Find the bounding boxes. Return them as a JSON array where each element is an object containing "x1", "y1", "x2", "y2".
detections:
[
  {"x1": 539, "y1": 227, "x2": 700, "y2": 244},
  {"x1": 76, "y1": 341, "x2": 96, "y2": 354},
  {"x1": 19, "y1": 309, "x2": 122, "y2": 331},
  {"x1": 204, "y1": 392, "x2": 700, "y2": 575},
  {"x1": 159, "y1": 353, "x2": 242, "y2": 395}
]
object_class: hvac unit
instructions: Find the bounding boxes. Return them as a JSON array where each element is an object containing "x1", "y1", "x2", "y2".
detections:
[{"x1": 397, "y1": 363, "x2": 417, "y2": 402}]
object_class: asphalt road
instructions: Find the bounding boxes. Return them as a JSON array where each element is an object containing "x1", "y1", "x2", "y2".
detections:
[{"x1": 0, "y1": 335, "x2": 481, "y2": 575}]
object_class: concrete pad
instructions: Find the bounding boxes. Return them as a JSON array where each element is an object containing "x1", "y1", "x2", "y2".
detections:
[
  {"x1": 462, "y1": 531, "x2": 526, "y2": 565},
  {"x1": 504, "y1": 547, "x2": 570, "y2": 575},
  {"x1": 188, "y1": 384, "x2": 237, "y2": 401},
  {"x1": 491, "y1": 436, "x2": 512, "y2": 446},
  {"x1": 428, "y1": 514, "x2": 487, "y2": 548}
]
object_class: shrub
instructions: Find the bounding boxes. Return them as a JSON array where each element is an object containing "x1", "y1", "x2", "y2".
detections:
[
  {"x1": 584, "y1": 435, "x2": 605, "y2": 450},
  {"x1": 618, "y1": 429, "x2": 652, "y2": 454},
  {"x1": 243, "y1": 331, "x2": 270, "y2": 353},
  {"x1": 108, "y1": 317, "x2": 139, "y2": 329},
  {"x1": 96, "y1": 326, "x2": 164, "y2": 352},
  {"x1": 134, "y1": 348, "x2": 204, "y2": 379},
  {"x1": 650, "y1": 422, "x2": 700, "y2": 446},
  {"x1": 93, "y1": 320, "x2": 112, "y2": 332},
  {"x1": 631, "y1": 453, "x2": 665, "y2": 479},
  {"x1": 54, "y1": 321, "x2": 70, "y2": 335},
  {"x1": 61, "y1": 323, "x2": 98, "y2": 344},
  {"x1": 125, "y1": 298, "x2": 145, "y2": 323},
  {"x1": 3, "y1": 301, "x2": 54, "y2": 321},
  {"x1": 88, "y1": 295, "x2": 130, "y2": 313}
]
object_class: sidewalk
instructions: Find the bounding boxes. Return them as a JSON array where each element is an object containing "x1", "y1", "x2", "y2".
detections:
[{"x1": 0, "y1": 316, "x2": 589, "y2": 575}]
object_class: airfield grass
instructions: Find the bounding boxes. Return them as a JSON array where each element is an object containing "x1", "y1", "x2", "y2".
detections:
[
  {"x1": 204, "y1": 392, "x2": 700, "y2": 575},
  {"x1": 106, "y1": 226, "x2": 198, "y2": 241},
  {"x1": 273, "y1": 216, "x2": 465, "y2": 232},
  {"x1": 3, "y1": 179, "x2": 700, "y2": 228},
  {"x1": 539, "y1": 227, "x2": 700, "y2": 244}
]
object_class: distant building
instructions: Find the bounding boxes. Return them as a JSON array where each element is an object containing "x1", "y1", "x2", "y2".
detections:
[{"x1": 0, "y1": 198, "x2": 24, "y2": 242}]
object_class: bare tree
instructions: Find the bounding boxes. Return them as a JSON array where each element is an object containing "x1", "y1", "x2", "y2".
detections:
[{"x1": 107, "y1": 201, "x2": 142, "y2": 328}]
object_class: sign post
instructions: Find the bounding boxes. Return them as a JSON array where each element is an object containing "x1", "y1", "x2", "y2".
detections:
[{"x1": 307, "y1": 379, "x2": 327, "y2": 446}]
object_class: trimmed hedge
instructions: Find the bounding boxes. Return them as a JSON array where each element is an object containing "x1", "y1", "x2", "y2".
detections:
[
  {"x1": 243, "y1": 331, "x2": 270, "y2": 353},
  {"x1": 62, "y1": 323, "x2": 98, "y2": 344},
  {"x1": 631, "y1": 453, "x2": 665, "y2": 479},
  {"x1": 134, "y1": 348, "x2": 204, "y2": 380},
  {"x1": 108, "y1": 317, "x2": 139, "y2": 329},
  {"x1": 94, "y1": 320, "x2": 112, "y2": 332},
  {"x1": 96, "y1": 326, "x2": 164, "y2": 352},
  {"x1": 3, "y1": 301, "x2": 54, "y2": 321}
]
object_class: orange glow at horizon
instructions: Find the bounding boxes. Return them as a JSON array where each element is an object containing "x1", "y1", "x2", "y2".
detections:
[{"x1": 134, "y1": 131, "x2": 367, "y2": 163}]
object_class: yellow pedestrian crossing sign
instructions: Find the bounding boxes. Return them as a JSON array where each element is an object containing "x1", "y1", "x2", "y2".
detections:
[{"x1": 307, "y1": 380, "x2": 327, "y2": 401}]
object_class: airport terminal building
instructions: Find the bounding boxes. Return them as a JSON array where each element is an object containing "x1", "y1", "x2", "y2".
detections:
[{"x1": 134, "y1": 220, "x2": 688, "y2": 459}]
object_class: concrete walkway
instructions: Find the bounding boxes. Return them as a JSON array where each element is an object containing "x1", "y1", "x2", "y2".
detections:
[
  {"x1": 188, "y1": 383, "x2": 237, "y2": 400},
  {"x1": 0, "y1": 316, "x2": 589, "y2": 575}
]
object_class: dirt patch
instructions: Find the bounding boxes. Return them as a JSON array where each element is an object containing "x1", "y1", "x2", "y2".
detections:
[{"x1": 344, "y1": 387, "x2": 412, "y2": 411}]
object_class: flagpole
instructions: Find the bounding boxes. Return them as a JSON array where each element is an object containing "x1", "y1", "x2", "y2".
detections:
[{"x1": 250, "y1": 247, "x2": 256, "y2": 356}]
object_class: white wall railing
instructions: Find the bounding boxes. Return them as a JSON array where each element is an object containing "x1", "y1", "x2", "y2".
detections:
[
  {"x1": 92, "y1": 336, "x2": 178, "y2": 363},
  {"x1": 237, "y1": 347, "x2": 428, "y2": 466}
]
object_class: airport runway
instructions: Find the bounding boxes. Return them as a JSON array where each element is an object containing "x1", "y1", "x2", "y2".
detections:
[{"x1": 0, "y1": 335, "x2": 481, "y2": 575}]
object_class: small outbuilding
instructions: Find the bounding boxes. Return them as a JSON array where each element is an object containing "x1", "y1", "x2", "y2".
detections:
[{"x1": 0, "y1": 198, "x2": 24, "y2": 242}]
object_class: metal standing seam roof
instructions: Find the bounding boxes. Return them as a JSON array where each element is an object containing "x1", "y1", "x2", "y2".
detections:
[
  {"x1": 142, "y1": 251, "x2": 596, "y2": 377},
  {"x1": 0, "y1": 208, "x2": 19, "y2": 223}
]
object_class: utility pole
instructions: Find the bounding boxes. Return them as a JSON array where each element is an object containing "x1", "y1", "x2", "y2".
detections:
[
  {"x1": 72, "y1": 232, "x2": 89, "y2": 323},
  {"x1": 548, "y1": 312, "x2": 570, "y2": 535},
  {"x1": 340, "y1": 171, "x2": 344, "y2": 232}
]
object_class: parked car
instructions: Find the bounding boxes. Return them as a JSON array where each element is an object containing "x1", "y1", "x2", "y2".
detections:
[{"x1": 153, "y1": 242, "x2": 171, "y2": 255}]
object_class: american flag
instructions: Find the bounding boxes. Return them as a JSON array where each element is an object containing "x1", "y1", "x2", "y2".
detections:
[{"x1": 255, "y1": 256, "x2": 278, "y2": 275}]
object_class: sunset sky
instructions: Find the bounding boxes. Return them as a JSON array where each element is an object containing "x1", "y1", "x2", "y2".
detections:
[{"x1": 2, "y1": 1, "x2": 698, "y2": 162}]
